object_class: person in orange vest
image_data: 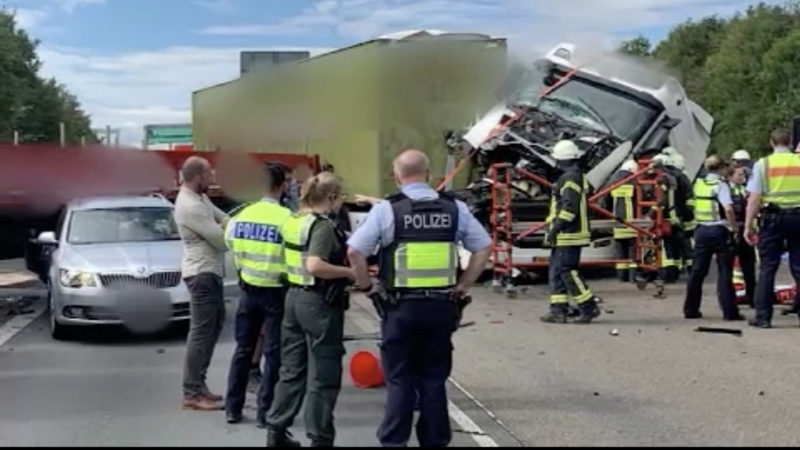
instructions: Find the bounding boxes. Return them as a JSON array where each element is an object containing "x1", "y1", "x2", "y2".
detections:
[{"x1": 744, "y1": 128, "x2": 800, "y2": 328}]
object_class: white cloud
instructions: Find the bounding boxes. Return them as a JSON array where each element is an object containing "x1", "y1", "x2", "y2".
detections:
[
  {"x1": 55, "y1": 0, "x2": 106, "y2": 14},
  {"x1": 13, "y1": 8, "x2": 49, "y2": 29},
  {"x1": 37, "y1": 45, "x2": 332, "y2": 146}
]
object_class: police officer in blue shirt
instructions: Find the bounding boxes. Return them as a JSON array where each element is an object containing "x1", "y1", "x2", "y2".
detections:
[{"x1": 347, "y1": 149, "x2": 491, "y2": 448}]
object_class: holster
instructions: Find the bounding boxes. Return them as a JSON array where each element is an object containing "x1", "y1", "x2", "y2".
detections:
[
  {"x1": 455, "y1": 295, "x2": 472, "y2": 329},
  {"x1": 322, "y1": 279, "x2": 351, "y2": 310}
]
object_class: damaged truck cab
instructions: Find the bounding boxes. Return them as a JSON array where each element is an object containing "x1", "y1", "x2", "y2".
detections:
[{"x1": 454, "y1": 42, "x2": 714, "y2": 263}]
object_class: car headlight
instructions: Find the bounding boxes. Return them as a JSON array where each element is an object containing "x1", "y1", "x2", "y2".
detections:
[{"x1": 59, "y1": 269, "x2": 98, "y2": 288}]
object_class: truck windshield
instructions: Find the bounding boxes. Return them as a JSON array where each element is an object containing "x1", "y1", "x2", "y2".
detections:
[
  {"x1": 513, "y1": 67, "x2": 660, "y2": 143},
  {"x1": 67, "y1": 207, "x2": 180, "y2": 245}
]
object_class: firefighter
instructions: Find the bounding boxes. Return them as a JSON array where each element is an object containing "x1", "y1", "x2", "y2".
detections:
[
  {"x1": 663, "y1": 148, "x2": 695, "y2": 275},
  {"x1": 729, "y1": 165, "x2": 756, "y2": 308},
  {"x1": 732, "y1": 149, "x2": 753, "y2": 171},
  {"x1": 652, "y1": 153, "x2": 681, "y2": 284},
  {"x1": 745, "y1": 128, "x2": 800, "y2": 328},
  {"x1": 224, "y1": 163, "x2": 292, "y2": 426},
  {"x1": 606, "y1": 159, "x2": 638, "y2": 282},
  {"x1": 683, "y1": 155, "x2": 742, "y2": 321},
  {"x1": 540, "y1": 140, "x2": 602, "y2": 324},
  {"x1": 346, "y1": 149, "x2": 492, "y2": 447}
]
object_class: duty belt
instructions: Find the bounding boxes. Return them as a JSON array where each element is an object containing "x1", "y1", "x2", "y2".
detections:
[{"x1": 393, "y1": 289, "x2": 453, "y2": 302}]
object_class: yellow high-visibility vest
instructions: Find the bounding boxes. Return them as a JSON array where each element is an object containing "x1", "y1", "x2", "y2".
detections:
[
  {"x1": 226, "y1": 201, "x2": 291, "y2": 288},
  {"x1": 281, "y1": 213, "x2": 321, "y2": 286},
  {"x1": 760, "y1": 153, "x2": 800, "y2": 209},
  {"x1": 693, "y1": 178, "x2": 722, "y2": 223}
]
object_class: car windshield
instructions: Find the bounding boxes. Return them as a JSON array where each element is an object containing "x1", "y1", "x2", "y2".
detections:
[
  {"x1": 513, "y1": 66, "x2": 661, "y2": 143},
  {"x1": 67, "y1": 207, "x2": 180, "y2": 245}
]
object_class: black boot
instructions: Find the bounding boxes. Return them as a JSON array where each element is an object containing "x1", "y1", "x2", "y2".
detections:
[
  {"x1": 267, "y1": 428, "x2": 301, "y2": 448},
  {"x1": 573, "y1": 299, "x2": 601, "y2": 324},
  {"x1": 541, "y1": 304, "x2": 569, "y2": 324}
]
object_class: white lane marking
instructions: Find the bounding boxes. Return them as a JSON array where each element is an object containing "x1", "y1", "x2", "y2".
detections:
[
  {"x1": 349, "y1": 295, "x2": 498, "y2": 447},
  {"x1": 0, "y1": 303, "x2": 46, "y2": 347},
  {"x1": 448, "y1": 401, "x2": 498, "y2": 447}
]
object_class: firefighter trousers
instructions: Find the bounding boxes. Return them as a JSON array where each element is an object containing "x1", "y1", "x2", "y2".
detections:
[{"x1": 548, "y1": 246, "x2": 594, "y2": 305}]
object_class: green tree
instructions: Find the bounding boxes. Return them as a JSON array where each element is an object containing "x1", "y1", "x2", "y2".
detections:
[
  {"x1": 701, "y1": 3, "x2": 800, "y2": 156},
  {"x1": 652, "y1": 16, "x2": 728, "y2": 103},
  {"x1": 0, "y1": 9, "x2": 95, "y2": 144},
  {"x1": 619, "y1": 35, "x2": 652, "y2": 57}
]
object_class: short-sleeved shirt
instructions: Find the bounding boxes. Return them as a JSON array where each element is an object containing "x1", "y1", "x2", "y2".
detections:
[
  {"x1": 346, "y1": 183, "x2": 492, "y2": 256},
  {"x1": 308, "y1": 218, "x2": 341, "y2": 261},
  {"x1": 289, "y1": 216, "x2": 344, "y2": 303},
  {"x1": 698, "y1": 173, "x2": 732, "y2": 227},
  {"x1": 747, "y1": 146, "x2": 792, "y2": 194}
]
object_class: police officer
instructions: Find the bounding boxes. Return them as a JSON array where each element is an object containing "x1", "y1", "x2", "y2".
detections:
[
  {"x1": 347, "y1": 149, "x2": 491, "y2": 448},
  {"x1": 729, "y1": 165, "x2": 756, "y2": 308},
  {"x1": 605, "y1": 159, "x2": 638, "y2": 282},
  {"x1": 683, "y1": 155, "x2": 743, "y2": 321},
  {"x1": 265, "y1": 172, "x2": 353, "y2": 447},
  {"x1": 662, "y1": 148, "x2": 695, "y2": 275},
  {"x1": 540, "y1": 140, "x2": 602, "y2": 324},
  {"x1": 223, "y1": 163, "x2": 292, "y2": 426},
  {"x1": 745, "y1": 128, "x2": 800, "y2": 328}
]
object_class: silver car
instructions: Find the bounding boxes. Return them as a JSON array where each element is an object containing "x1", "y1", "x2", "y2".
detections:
[{"x1": 38, "y1": 195, "x2": 191, "y2": 340}]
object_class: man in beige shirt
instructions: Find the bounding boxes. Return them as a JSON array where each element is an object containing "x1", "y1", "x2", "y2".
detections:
[{"x1": 174, "y1": 156, "x2": 230, "y2": 411}]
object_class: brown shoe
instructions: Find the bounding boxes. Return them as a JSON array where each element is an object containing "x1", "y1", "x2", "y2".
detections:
[
  {"x1": 200, "y1": 387, "x2": 223, "y2": 402},
  {"x1": 182, "y1": 396, "x2": 223, "y2": 411}
]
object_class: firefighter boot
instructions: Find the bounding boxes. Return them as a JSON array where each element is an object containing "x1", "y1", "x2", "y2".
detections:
[
  {"x1": 573, "y1": 299, "x2": 601, "y2": 324},
  {"x1": 540, "y1": 304, "x2": 569, "y2": 324}
]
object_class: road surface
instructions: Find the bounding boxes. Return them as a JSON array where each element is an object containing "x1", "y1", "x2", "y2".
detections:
[{"x1": 3, "y1": 267, "x2": 800, "y2": 446}]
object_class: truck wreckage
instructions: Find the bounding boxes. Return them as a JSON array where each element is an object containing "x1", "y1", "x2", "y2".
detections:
[{"x1": 447, "y1": 43, "x2": 714, "y2": 264}]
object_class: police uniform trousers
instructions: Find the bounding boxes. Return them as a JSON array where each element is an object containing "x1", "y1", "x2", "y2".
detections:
[
  {"x1": 683, "y1": 225, "x2": 739, "y2": 319},
  {"x1": 225, "y1": 285, "x2": 286, "y2": 422},
  {"x1": 549, "y1": 246, "x2": 594, "y2": 304},
  {"x1": 754, "y1": 210, "x2": 800, "y2": 324},
  {"x1": 266, "y1": 287, "x2": 345, "y2": 446},
  {"x1": 733, "y1": 231, "x2": 757, "y2": 306},
  {"x1": 378, "y1": 296, "x2": 458, "y2": 447}
]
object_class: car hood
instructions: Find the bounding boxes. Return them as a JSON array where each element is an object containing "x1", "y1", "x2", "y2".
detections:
[{"x1": 59, "y1": 241, "x2": 182, "y2": 274}]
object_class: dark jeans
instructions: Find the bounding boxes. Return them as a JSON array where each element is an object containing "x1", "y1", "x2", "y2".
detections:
[
  {"x1": 754, "y1": 212, "x2": 800, "y2": 323},
  {"x1": 183, "y1": 273, "x2": 225, "y2": 398},
  {"x1": 378, "y1": 299, "x2": 457, "y2": 448},
  {"x1": 548, "y1": 246, "x2": 594, "y2": 304},
  {"x1": 266, "y1": 289, "x2": 345, "y2": 445},
  {"x1": 733, "y1": 234, "x2": 757, "y2": 304},
  {"x1": 683, "y1": 225, "x2": 739, "y2": 319},
  {"x1": 225, "y1": 285, "x2": 286, "y2": 419}
]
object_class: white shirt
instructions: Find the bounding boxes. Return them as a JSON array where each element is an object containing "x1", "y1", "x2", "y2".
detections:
[{"x1": 174, "y1": 186, "x2": 229, "y2": 277}]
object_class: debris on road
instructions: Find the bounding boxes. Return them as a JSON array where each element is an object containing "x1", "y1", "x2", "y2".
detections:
[
  {"x1": 490, "y1": 320, "x2": 505, "y2": 325},
  {"x1": 156, "y1": 348, "x2": 165, "y2": 354},
  {"x1": 610, "y1": 329, "x2": 620, "y2": 336},
  {"x1": 694, "y1": 327, "x2": 743, "y2": 337},
  {"x1": 758, "y1": 391, "x2": 765, "y2": 396},
  {"x1": 604, "y1": 309, "x2": 615, "y2": 314}
]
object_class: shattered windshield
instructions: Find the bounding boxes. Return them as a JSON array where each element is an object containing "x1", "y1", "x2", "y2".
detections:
[{"x1": 513, "y1": 67, "x2": 660, "y2": 143}]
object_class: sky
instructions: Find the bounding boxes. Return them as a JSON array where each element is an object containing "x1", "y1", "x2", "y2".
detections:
[{"x1": 6, "y1": 0, "x2": 779, "y2": 147}]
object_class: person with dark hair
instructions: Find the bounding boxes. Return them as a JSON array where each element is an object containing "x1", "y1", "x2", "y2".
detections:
[
  {"x1": 745, "y1": 128, "x2": 800, "y2": 328},
  {"x1": 224, "y1": 163, "x2": 292, "y2": 426},
  {"x1": 175, "y1": 156, "x2": 230, "y2": 411},
  {"x1": 683, "y1": 155, "x2": 743, "y2": 321}
]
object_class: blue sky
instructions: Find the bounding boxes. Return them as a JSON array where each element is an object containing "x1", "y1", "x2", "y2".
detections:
[{"x1": 8, "y1": 0, "x2": 776, "y2": 146}]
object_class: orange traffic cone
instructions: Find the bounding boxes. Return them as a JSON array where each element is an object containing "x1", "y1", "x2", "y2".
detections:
[
  {"x1": 349, "y1": 350, "x2": 385, "y2": 389},
  {"x1": 732, "y1": 256, "x2": 746, "y2": 305}
]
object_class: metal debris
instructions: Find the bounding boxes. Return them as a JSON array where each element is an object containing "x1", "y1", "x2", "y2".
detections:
[{"x1": 694, "y1": 327, "x2": 743, "y2": 337}]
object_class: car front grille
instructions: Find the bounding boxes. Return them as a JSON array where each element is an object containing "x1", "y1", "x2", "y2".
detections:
[{"x1": 99, "y1": 272, "x2": 182, "y2": 289}]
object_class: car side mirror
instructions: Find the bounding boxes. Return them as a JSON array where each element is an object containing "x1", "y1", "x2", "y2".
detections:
[{"x1": 37, "y1": 231, "x2": 58, "y2": 245}]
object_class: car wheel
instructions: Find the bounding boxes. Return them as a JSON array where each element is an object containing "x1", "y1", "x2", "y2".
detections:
[{"x1": 48, "y1": 282, "x2": 72, "y2": 341}]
